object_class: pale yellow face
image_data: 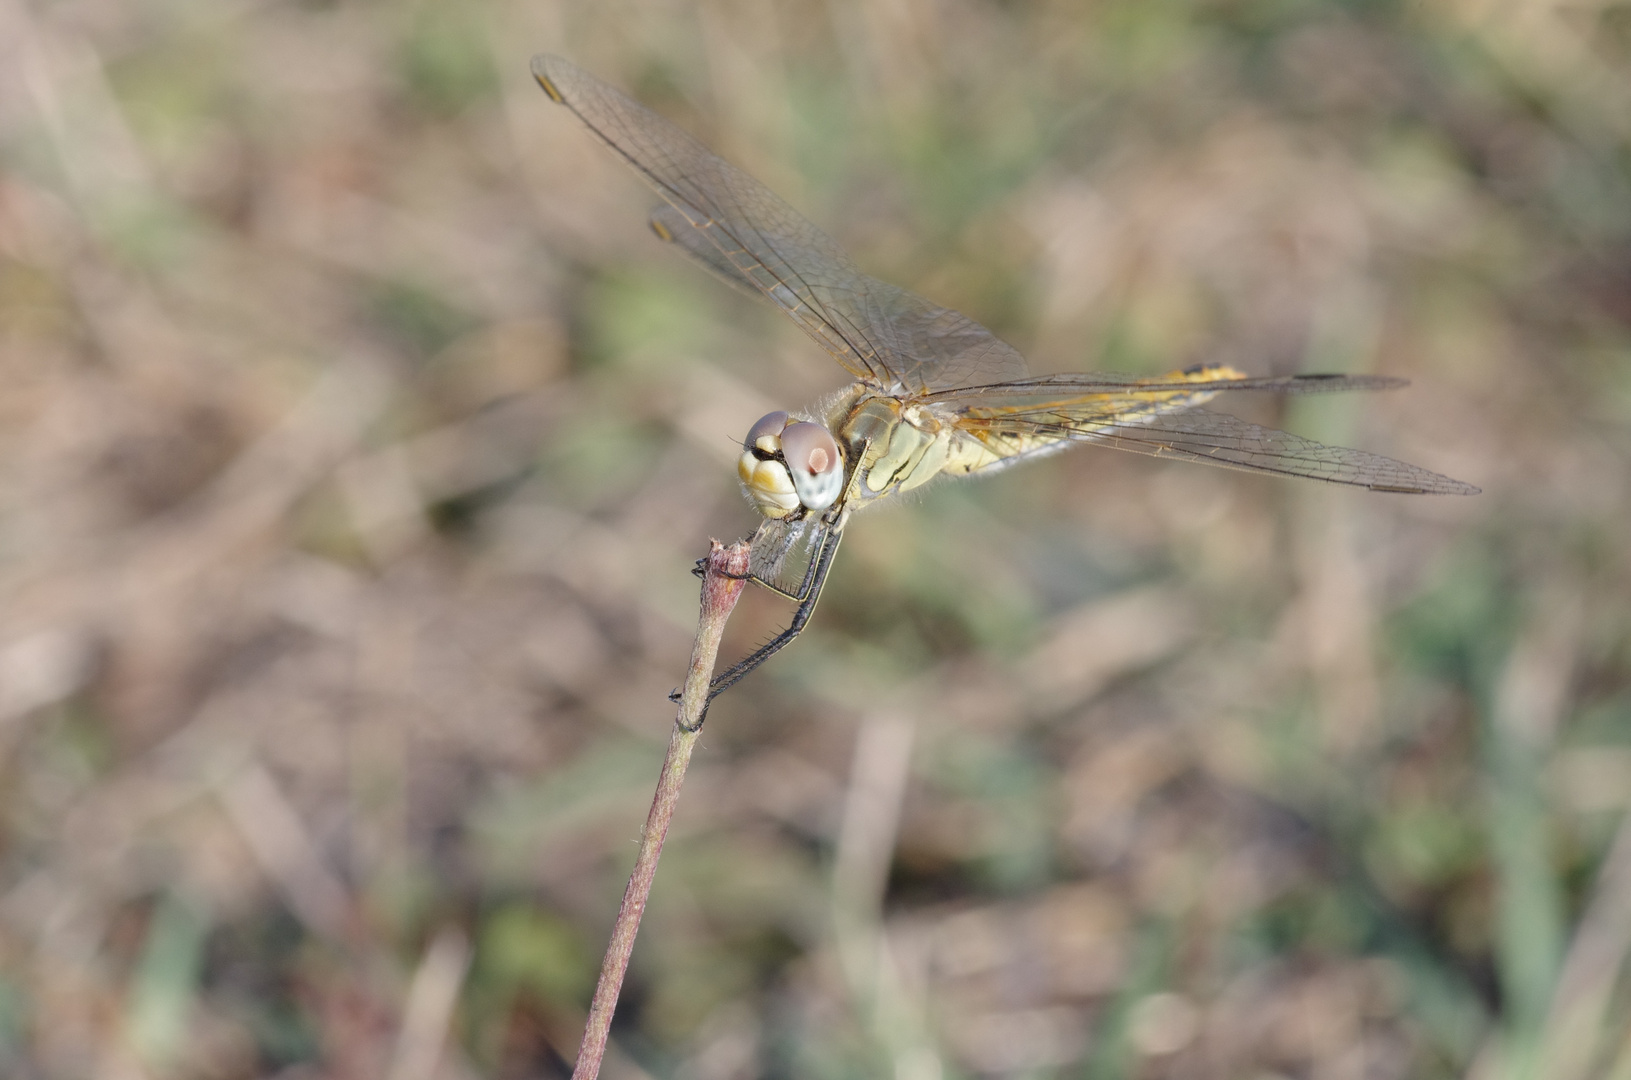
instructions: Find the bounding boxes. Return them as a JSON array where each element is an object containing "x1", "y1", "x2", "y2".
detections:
[{"x1": 737, "y1": 411, "x2": 844, "y2": 519}]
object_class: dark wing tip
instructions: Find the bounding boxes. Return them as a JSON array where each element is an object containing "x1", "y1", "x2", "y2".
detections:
[
  {"x1": 1281, "y1": 373, "x2": 1410, "y2": 393},
  {"x1": 530, "y1": 54, "x2": 568, "y2": 102},
  {"x1": 1369, "y1": 478, "x2": 1481, "y2": 495}
]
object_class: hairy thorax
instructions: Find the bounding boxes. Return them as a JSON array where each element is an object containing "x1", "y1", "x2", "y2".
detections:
[{"x1": 826, "y1": 387, "x2": 1004, "y2": 504}]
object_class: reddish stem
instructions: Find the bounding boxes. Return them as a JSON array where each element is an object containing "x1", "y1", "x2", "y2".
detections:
[{"x1": 570, "y1": 539, "x2": 752, "y2": 1080}]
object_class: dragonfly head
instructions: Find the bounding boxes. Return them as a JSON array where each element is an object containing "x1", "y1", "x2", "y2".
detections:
[{"x1": 738, "y1": 411, "x2": 844, "y2": 519}]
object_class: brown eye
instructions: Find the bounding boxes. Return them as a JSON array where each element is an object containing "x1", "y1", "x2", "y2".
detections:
[
  {"x1": 743, "y1": 411, "x2": 790, "y2": 452},
  {"x1": 778, "y1": 422, "x2": 843, "y2": 511},
  {"x1": 780, "y1": 423, "x2": 840, "y2": 477}
]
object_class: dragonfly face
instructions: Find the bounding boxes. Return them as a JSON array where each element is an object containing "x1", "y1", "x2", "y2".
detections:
[
  {"x1": 531, "y1": 54, "x2": 1478, "y2": 718},
  {"x1": 739, "y1": 410, "x2": 845, "y2": 519}
]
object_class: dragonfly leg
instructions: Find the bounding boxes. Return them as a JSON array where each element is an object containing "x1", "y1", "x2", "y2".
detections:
[
  {"x1": 667, "y1": 521, "x2": 837, "y2": 706},
  {"x1": 709, "y1": 525, "x2": 841, "y2": 692},
  {"x1": 673, "y1": 524, "x2": 844, "y2": 730},
  {"x1": 738, "y1": 522, "x2": 827, "y2": 601},
  {"x1": 691, "y1": 555, "x2": 751, "y2": 582}
]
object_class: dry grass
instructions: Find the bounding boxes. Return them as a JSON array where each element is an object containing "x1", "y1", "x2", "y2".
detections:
[{"x1": 0, "y1": 1, "x2": 1628, "y2": 1078}]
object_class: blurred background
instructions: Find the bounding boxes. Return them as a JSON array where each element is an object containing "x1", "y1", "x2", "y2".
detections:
[{"x1": 0, "y1": 0, "x2": 1628, "y2": 1077}]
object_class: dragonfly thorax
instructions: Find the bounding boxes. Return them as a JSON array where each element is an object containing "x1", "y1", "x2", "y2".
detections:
[{"x1": 737, "y1": 411, "x2": 845, "y2": 519}]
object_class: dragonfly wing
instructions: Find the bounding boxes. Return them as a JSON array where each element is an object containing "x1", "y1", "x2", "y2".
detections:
[
  {"x1": 1092, "y1": 409, "x2": 1478, "y2": 493},
  {"x1": 649, "y1": 204, "x2": 764, "y2": 299},
  {"x1": 859, "y1": 282, "x2": 1029, "y2": 394},
  {"x1": 928, "y1": 369, "x2": 1410, "y2": 399},
  {"x1": 948, "y1": 381, "x2": 1478, "y2": 494},
  {"x1": 535, "y1": 55, "x2": 1028, "y2": 394}
]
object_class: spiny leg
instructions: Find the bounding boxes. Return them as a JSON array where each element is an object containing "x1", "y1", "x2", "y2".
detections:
[
  {"x1": 670, "y1": 523, "x2": 844, "y2": 729},
  {"x1": 662, "y1": 525, "x2": 841, "y2": 711},
  {"x1": 706, "y1": 522, "x2": 843, "y2": 699},
  {"x1": 692, "y1": 521, "x2": 807, "y2": 595},
  {"x1": 740, "y1": 520, "x2": 829, "y2": 604}
]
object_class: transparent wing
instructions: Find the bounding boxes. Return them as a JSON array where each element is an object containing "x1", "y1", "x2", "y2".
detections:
[
  {"x1": 861, "y1": 283, "x2": 1031, "y2": 394},
  {"x1": 926, "y1": 369, "x2": 1411, "y2": 399},
  {"x1": 535, "y1": 55, "x2": 1028, "y2": 394},
  {"x1": 942, "y1": 375, "x2": 1478, "y2": 494},
  {"x1": 648, "y1": 204, "x2": 763, "y2": 300}
]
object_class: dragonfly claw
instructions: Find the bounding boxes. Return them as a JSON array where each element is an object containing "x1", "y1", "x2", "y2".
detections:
[{"x1": 692, "y1": 557, "x2": 752, "y2": 582}]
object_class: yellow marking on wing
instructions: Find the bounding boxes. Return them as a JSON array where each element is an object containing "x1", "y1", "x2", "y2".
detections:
[
  {"x1": 953, "y1": 365, "x2": 1247, "y2": 464},
  {"x1": 964, "y1": 364, "x2": 1247, "y2": 419},
  {"x1": 533, "y1": 71, "x2": 565, "y2": 103}
]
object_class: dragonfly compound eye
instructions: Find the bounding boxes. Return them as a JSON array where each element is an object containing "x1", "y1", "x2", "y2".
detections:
[
  {"x1": 780, "y1": 422, "x2": 844, "y2": 512},
  {"x1": 743, "y1": 410, "x2": 791, "y2": 453}
]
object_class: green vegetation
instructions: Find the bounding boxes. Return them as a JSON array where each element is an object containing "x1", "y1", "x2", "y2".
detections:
[{"x1": 0, "y1": 0, "x2": 1625, "y2": 1077}]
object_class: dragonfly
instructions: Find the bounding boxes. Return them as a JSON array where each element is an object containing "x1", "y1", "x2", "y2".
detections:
[{"x1": 531, "y1": 55, "x2": 1478, "y2": 719}]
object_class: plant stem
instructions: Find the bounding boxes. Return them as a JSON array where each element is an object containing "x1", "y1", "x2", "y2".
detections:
[{"x1": 570, "y1": 538, "x2": 752, "y2": 1080}]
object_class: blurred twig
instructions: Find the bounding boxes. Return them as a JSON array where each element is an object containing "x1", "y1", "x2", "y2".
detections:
[
  {"x1": 388, "y1": 926, "x2": 472, "y2": 1080},
  {"x1": 831, "y1": 711, "x2": 942, "y2": 1079},
  {"x1": 1536, "y1": 810, "x2": 1631, "y2": 1080},
  {"x1": 571, "y1": 538, "x2": 751, "y2": 1080}
]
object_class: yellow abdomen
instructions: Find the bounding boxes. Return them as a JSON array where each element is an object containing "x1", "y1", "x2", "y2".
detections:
[{"x1": 830, "y1": 364, "x2": 1248, "y2": 504}]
